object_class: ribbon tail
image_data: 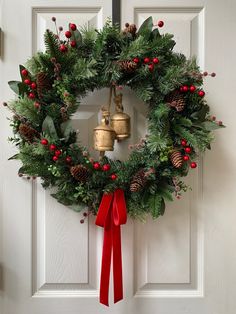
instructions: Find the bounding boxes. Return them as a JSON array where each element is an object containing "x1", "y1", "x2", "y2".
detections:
[
  {"x1": 112, "y1": 222, "x2": 123, "y2": 303},
  {"x1": 99, "y1": 211, "x2": 112, "y2": 306}
]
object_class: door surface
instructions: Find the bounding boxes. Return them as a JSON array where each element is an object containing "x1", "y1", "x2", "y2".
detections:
[{"x1": 0, "y1": 1, "x2": 235, "y2": 314}]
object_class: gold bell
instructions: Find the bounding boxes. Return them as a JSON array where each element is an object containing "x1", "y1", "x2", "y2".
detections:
[
  {"x1": 93, "y1": 109, "x2": 116, "y2": 151},
  {"x1": 111, "y1": 93, "x2": 131, "y2": 140}
]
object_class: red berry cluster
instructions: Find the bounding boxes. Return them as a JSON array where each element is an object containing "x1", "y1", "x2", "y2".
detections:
[
  {"x1": 179, "y1": 85, "x2": 205, "y2": 97},
  {"x1": 40, "y1": 139, "x2": 72, "y2": 163},
  {"x1": 21, "y1": 68, "x2": 37, "y2": 99},
  {"x1": 59, "y1": 22, "x2": 78, "y2": 52},
  {"x1": 133, "y1": 56, "x2": 160, "y2": 72},
  {"x1": 92, "y1": 161, "x2": 117, "y2": 180},
  {"x1": 180, "y1": 139, "x2": 197, "y2": 169}
]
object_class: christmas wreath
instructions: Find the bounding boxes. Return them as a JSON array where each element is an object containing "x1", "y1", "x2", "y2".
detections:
[
  {"x1": 6, "y1": 16, "x2": 224, "y2": 306},
  {"x1": 6, "y1": 17, "x2": 224, "y2": 220}
]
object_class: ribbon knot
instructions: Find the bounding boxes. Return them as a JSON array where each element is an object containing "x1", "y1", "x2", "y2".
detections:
[{"x1": 95, "y1": 188, "x2": 127, "y2": 306}]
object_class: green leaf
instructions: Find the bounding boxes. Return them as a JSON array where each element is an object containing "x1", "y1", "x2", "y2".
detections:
[
  {"x1": 60, "y1": 120, "x2": 74, "y2": 141},
  {"x1": 8, "y1": 154, "x2": 19, "y2": 160},
  {"x1": 191, "y1": 104, "x2": 209, "y2": 122},
  {"x1": 137, "y1": 16, "x2": 153, "y2": 37},
  {"x1": 8, "y1": 80, "x2": 28, "y2": 96},
  {"x1": 148, "y1": 194, "x2": 165, "y2": 219},
  {"x1": 42, "y1": 116, "x2": 58, "y2": 139},
  {"x1": 68, "y1": 203, "x2": 86, "y2": 212},
  {"x1": 151, "y1": 28, "x2": 161, "y2": 39},
  {"x1": 200, "y1": 121, "x2": 225, "y2": 131},
  {"x1": 8, "y1": 81, "x2": 21, "y2": 94},
  {"x1": 69, "y1": 24, "x2": 82, "y2": 45},
  {"x1": 157, "y1": 186, "x2": 174, "y2": 202}
]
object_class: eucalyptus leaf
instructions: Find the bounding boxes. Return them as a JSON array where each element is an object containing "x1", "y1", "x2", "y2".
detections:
[
  {"x1": 60, "y1": 120, "x2": 74, "y2": 141},
  {"x1": 8, "y1": 81, "x2": 21, "y2": 94},
  {"x1": 201, "y1": 121, "x2": 225, "y2": 131},
  {"x1": 42, "y1": 115, "x2": 58, "y2": 139},
  {"x1": 191, "y1": 105, "x2": 209, "y2": 122},
  {"x1": 137, "y1": 16, "x2": 153, "y2": 37}
]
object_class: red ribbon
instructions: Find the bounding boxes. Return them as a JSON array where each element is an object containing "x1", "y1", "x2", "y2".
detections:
[{"x1": 95, "y1": 188, "x2": 127, "y2": 306}]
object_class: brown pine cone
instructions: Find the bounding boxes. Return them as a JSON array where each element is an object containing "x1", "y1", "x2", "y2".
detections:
[
  {"x1": 123, "y1": 23, "x2": 137, "y2": 36},
  {"x1": 166, "y1": 90, "x2": 185, "y2": 112},
  {"x1": 170, "y1": 150, "x2": 183, "y2": 168},
  {"x1": 119, "y1": 60, "x2": 137, "y2": 73},
  {"x1": 36, "y1": 72, "x2": 52, "y2": 97},
  {"x1": 130, "y1": 169, "x2": 147, "y2": 192},
  {"x1": 18, "y1": 123, "x2": 39, "y2": 142},
  {"x1": 70, "y1": 165, "x2": 90, "y2": 182}
]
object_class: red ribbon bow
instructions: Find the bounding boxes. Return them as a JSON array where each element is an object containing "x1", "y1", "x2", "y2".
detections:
[{"x1": 95, "y1": 188, "x2": 127, "y2": 306}]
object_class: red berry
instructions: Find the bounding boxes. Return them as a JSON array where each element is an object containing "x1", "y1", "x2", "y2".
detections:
[
  {"x1": 28, "y1": 92, "x2": 35, "y2": 99},
  {"x1": 24, "y1": 79, "x2": 31, "y2": 85},
  {"x1": 185, "y1": 147, "x2": 192, "y2": 154},
  {"x1": 49, "y1": 144, "x2": 57, "y2": 151},
  {"x1": 80, "y1": 219, "x2": 84, "y2": 224},
  {"x1": 31, "y1": 82, "x2": 37, "y2": 89},
  {"x1": 158, "y1": 20, "x2": 164, "y2": 27},
  {"x1": 70, "y1": 23, "x2": 77, "y2": 31},
  {"x1": 133, "y1": 57, "x2": 139, "y2": 63},
  {"x1": 102, "y1": 164, "x2": 111, "y2": 171},
  {"x1": 41, "y1": 138, "x2": 48, "y2": 145},
  {"x1": 148, "y1": 63, "x2": 154, "y2": 72},
  {"x1": 182, "y1": 85, "x2": 188, "y2": 92},
  {"x1": 179, "y1": 86, "x2": 184, "y2": 92},
  {"x1": 55, "y1": 150, "x2": 62, "y2": 156},
  {"x1": 153, "y1": 57, "x2": 159, "y2": 64},
  {"x1": 21, "y1": 69, "x2": 28, "y2": 76},
  {"x1": 110, "y1": 173, "x2": 117, "y2": 180},
  {"x1": 190, "y1": 162, "x2": 197, "y2": 169},
  {"x1": 93, "y1": 162, "x2": 101, "y2": 170},
  {"x1": 211, "y1": 72, "x2": 216, "y2": 77},
  {"x1": 70, "y1": 40, "x2": 76, "y2": 47},
  {"x1": 53, "y1": 156, "x2": 58, "y2": 162},
  {"x1": 189, "y1": 85, "x2": 196, "y2": 93},
  {"x1": 144, "y1": 57, "x2": 150, "y2": 64},
  {"x1": 60, "y1": 44, "x2": 68, "y2": 52},
  {"x1": 65, "y1": 31, "x2": 72, "y2": 38},
  {"x1": 183, "y1": 155, "x2": 190, "y2": 161},
  {"x1": 181, "y1": 139, "x2": 187, "y2": 146},
  {"x1": 52, "y1": 17, "x2": 56, "y2": 22},
  {"x1": 34, "y1": 102, "x2": 40, "y2": 109},
  {"x1": 198, "y1": 90, "x2": 205, "y2": 97},
  {"x1": 66, "y1": 156, "x2": 72, "y2": 163}
]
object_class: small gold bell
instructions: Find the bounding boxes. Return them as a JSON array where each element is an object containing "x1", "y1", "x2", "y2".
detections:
[
  {"x1": 93, "y1": 108, "x2": 116, "y2": 151},
  {"x1": 110, "y1": 93, "x2": 131, "y2": 140}
]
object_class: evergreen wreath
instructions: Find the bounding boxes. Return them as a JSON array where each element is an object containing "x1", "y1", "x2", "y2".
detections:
[{"x1": 6, "y1": 17, "x2": 224, "y2": 220}]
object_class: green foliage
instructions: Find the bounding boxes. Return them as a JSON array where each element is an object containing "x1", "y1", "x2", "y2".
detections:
[
  {"x1": 7, "y1": 16, "x2": 224, "y2": 220},
  {"x1": 9, "y1": 96, "x2": 42, "y2": 126}
]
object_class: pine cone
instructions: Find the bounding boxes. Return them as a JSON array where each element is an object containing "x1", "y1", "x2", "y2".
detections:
[
  {"x1": 18, "y1": 123, "x2": 39, "y2": 142},
  {"x1": 166, "y1": 90, "x2": 185, "y2": 112},
  {"x1": 130, "y1": 169, "x2": 147, "y2": 192},
  {"x1": 70, "y1": 165, "x2": 90, "y2": 182},
  {"x1": 119, "y1": 60, "x2": 137, "y2": 73},
  {"x1": 36, "y1": 72, "x2": 52, "y2": 97},
  {"x1": 123, "y1": 23, "x2": 137, "y2": 36},
  {"x1": 170, "y1": 150, "x2": 183, "y2": 168}
]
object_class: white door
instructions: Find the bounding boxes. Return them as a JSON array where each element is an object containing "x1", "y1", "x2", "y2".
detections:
[{"x1": 0, "y1": 0, "x2": 235, "y2": 313}]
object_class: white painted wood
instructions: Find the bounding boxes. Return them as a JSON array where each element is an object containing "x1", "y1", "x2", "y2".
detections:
[{"x1": 0, "y1": 0, "x2": 236, "y2": 313}]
